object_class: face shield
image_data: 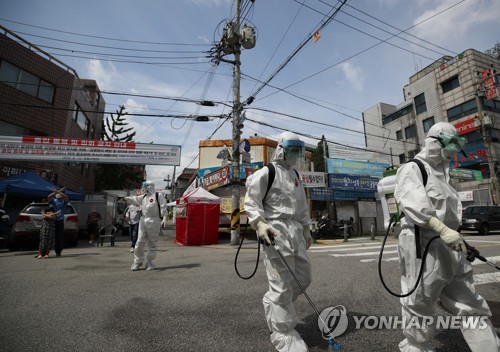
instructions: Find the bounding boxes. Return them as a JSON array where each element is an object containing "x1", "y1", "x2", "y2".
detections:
[{"x1": 281, "y1": 139, "x2": 305, "y2": 169}]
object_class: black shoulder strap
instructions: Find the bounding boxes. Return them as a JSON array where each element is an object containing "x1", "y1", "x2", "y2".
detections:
[
  {"x1": 263, "y1": 163, "x2": 300, "y2": 202},
  {"x1": 155, "y1": 192, "x2": 162, "y2": 219},
  {"x1": 407, "y1": 158, "x2": 428, "y2": 187},
  {"x1": 405, "y1": 158, "x2": 428, "y2": 259},
  {"x1": 263, "y1": 163, "x2": 275, "y2": 202}
]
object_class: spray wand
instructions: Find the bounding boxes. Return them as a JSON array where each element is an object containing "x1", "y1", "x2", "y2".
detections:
[{"x1": 463, "y1": 240, "x2": 500, "y2": 270}]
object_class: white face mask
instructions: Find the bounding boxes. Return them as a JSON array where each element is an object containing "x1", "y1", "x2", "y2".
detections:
[
  {"x1": 55, "y1": 193, "x2": 62, "y2": 199},
  {"x1": 441, "y1": 148, "x2": 456, "y2": 161}
]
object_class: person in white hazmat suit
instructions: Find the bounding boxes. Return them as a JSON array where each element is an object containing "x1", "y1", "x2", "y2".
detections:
[
  {"x1": 123, "y1": 181, "x2": 167, "y2": 271},
  {"x1": 394, "y1": 122, "x2": 500, "y2": 352},
  {"x1": 244, "y1": 131, "x2": 313, "y2": 352}
]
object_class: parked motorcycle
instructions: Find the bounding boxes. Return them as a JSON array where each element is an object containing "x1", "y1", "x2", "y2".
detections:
[{"x1": 312, "y1": 215, "x2": 353, "y2": 240}]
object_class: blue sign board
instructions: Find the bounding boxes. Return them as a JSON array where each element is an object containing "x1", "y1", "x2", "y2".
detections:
[
  {"x1": 328, "y1": 174, "x2": 379, "y2": 191},
  {"x1": 197, "y1": 162, "x2": 264, "y2": 181},
  {"x1": 327, "y1": 159, "x2": 388, "y2": 177},
  {"x1": 449, "y1": 143, "x2": 487, "y2": 167},
  {"x1": 310, "y1": 188, "x2": 375, "y2": 201}
]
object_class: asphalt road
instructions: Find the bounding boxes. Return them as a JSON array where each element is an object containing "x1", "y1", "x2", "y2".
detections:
[{"x1": 0, "y1": 229, "x2": 498, "y2": 352}]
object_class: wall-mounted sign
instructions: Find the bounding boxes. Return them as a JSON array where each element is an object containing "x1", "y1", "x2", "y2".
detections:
[
  {"x1": 309, "y1": 188, "x2": 375, "y2": 201},
  {"x1": 300, "y1": 171, "x2": 326, "y2": 188},
  {"x1": 328, "y1": 174, "x2": 379, "y2": 191},
  {"x1": 458, "y1": 190, "x2": 474, "y2": 202},
  {"x1": 449, "y1": 168, "x2": 483, "y2": 181},
  {"x1": 453, "y1": 117, "x2": 480, "y2": 136},
  {"x1": 202, "y1": 166, "x2": 230, "y2": 191},
  {"x1": 327, "y1": 159, "x2": 388, "y2": 177},
  {"x1": 449, "y1": 143, "x2": 487, "y2": 168}
]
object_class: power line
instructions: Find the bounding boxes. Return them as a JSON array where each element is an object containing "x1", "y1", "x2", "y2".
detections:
[
  {"x1": 0, "y1": 17, "x2": 210, "y2": 46},
  {"x1": 254, "y1": 0, "x2": 466, "y2": 104}
]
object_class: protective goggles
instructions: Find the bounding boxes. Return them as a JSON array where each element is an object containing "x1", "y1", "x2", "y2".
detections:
[{"x1": 431, "y1": 133, "x2": 467, "y2": 151}]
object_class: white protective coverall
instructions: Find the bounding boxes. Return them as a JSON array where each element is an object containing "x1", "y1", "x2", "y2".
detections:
[
  {"x1": 244, "y1": 132, "x2": 312, "y2": 352},
  {"x1": 394, "y1": 122, "x2": 500, "y2": 352},
  {"x1": 125, "y1": 181, "x2": 167, "y2": 271}
]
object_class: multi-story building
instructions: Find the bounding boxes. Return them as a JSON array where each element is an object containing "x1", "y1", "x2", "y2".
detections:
[
  {"x1": 0, "y1": 25, "x2": 105, "y2": 193},
  {"x1": 364, "y1": 48, "x2": 500, "y2": 206}
]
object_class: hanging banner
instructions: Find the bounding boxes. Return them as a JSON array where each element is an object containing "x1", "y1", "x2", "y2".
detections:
[{"x1": 0, "y1": 135, "x2": 181, "y2": 165}]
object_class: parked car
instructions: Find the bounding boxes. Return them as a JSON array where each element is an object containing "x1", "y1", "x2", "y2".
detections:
[
  {"x1": 0, "y1": 207, "x2": 11, "y2": 248},
  {"x1": 9, "y1": 203, "x2": 79, "y2": 251},
  {"x1": 459, "y1": 205, "x2": 500, "y2": 235}
]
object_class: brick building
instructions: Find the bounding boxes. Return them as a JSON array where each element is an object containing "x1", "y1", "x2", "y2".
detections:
[{"x1": 0, "y1": 25, "x2": 105, "y2": 193}]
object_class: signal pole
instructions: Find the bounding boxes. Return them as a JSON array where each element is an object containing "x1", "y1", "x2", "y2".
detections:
[{"x1": 230, "y1": 0, "x2": 242, "y2": 245}]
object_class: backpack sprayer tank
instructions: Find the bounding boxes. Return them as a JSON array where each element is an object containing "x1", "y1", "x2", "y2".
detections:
[{"x1": 377, "y1": 165, "x2": 400, "y2": 230}]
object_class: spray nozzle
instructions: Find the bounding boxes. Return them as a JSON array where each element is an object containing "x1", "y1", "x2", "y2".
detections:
[{"x1": 327, "y1": 338, "x2": 341, "y2": 350}]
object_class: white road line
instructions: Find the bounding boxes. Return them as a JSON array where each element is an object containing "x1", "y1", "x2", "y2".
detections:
[
  {"x1": 464, "y1": 239, "x2": 500, "y2": 244},
  {"x1": 311, "y1": 244, "x2": 396, "y2": 253},
  {"x1": 361, "y1": 257, "x2": 399, "y2": 263},
  {"x1": 473, "y1": 272, "x2": 500, "y2": 285},
  {"x1": 329, "y1": 250, "x2": 398, "y2": 257}
]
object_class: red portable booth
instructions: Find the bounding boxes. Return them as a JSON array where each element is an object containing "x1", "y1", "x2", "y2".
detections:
[{"x1": 175, "y1": 187, "x2": 221, "y2": 245}]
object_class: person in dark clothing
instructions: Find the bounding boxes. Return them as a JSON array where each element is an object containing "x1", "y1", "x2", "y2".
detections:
[
  {"x1": 47, "y1": 188, "x2": 68, "y2": 256},
  {"x1": 87, "y1": 206, "x2": 102, "y2": 245},
  {"x1": 35, "y1": 206, "x2": 59, "y2": 259}
]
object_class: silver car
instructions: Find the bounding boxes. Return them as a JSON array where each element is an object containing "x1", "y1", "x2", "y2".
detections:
[{"x1": 9, "y1": 203, "x2": 79, "y2": 251}]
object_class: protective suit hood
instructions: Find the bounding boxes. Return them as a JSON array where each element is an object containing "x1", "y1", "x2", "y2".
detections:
[
  {"x1": 271, "y1": 131, "x2": 304, "y2": 169},
  {"x1": 416, "y1": 122, "x2": 458, "y2": 168},
  {"x1": 141, "y1": 180, "x2": 156, "y2": 195}
]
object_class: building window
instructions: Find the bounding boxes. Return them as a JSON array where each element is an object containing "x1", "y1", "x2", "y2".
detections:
[
  {"x1": 422, "y1": 117, "x2": 435, "y2": 133},
  {"x1": 73, "y1": 103, "x2": 90, "y2": 133},
  {"x1": 441, "y1": 75, "x2": 460, "y2": 93},
  {"x1": 382, "y1": 104, "x2": 413, "y2": 125},
  {"x1": 447, "y1": 99, "x2": 477, "y2": 122},
  {"x1": 396, "y1": 130, "x2": 402, "y2": 140},
  {"x1": 463, "y1": 130, "x2": 482, "y2": 144},
  {"x1": 399, "y1": 153, "x2": 406, "y2": 164},
  {"x1": 405, "y1": 124, "x2": 417, "y2": 139},
  {"x1": 0, "y1": 60, "x2": 55, "y2": 103},
  {"x1": 414, "y1": 93, "x2": 427, "y2": 114},
  {"x1": 408, "y1": 149, "x2": 418, "y2": 159}
]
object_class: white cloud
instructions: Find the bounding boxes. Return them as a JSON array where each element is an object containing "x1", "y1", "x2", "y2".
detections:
[
  {"x1": 411, "y1": 0, "x2": 500, "y2": 43},
  {"x1": 338, "y1": 62, "x2": 364, "y2": 92},
  {"x1": 85, "y1": 59, "x2": 117, "y2": 90}
]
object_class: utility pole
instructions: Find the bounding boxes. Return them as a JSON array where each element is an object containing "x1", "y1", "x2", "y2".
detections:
[
  {"x1": 230, "y1": 0, "x2": 242, "y2": 245},
  {"x1": 213, "y1": 0, "x2": 255, "y2": 245}
]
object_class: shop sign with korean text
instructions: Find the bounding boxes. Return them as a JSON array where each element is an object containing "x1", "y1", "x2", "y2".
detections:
[
  {"x1": 327, "y1": 159, "x2": 388, "y2": 177},
  {"x1": 328, "y1": 174, "x2": 379, "y2": 191},
  {"x1": 202, "y1": 166, "x2": 230, "y2": 191},
  {"x1": 299, "y1": 171, "x2": 325, "y2": 188}
]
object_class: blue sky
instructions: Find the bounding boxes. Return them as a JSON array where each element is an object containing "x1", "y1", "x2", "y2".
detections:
[{"x1": 1, "y1": 0, "x2": 499, "y2": 188}]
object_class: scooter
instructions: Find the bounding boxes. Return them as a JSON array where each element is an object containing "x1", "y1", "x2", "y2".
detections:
[{"x1": 313, "y1": 216, "x2": 352, "y2": 240}]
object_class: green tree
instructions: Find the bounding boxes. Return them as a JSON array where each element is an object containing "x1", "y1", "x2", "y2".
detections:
[
  {"x1": 95, "y1": 106, "x2": 144, "y2": 191},
  {"x1": 312, "y1": 135, "x2": 329, "y2": 172}
]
